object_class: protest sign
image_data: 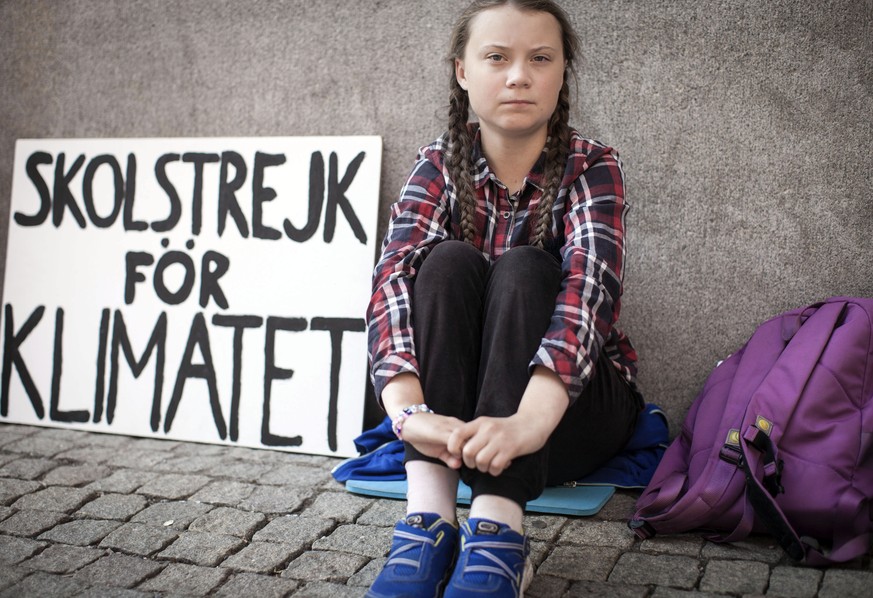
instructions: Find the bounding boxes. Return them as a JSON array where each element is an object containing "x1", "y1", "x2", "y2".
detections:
[{"x1": 1, "y1": 136, "x2": 382, "y2": 457}]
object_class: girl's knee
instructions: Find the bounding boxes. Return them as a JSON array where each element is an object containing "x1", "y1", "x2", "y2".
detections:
[
  {"x1": 418, "y1": 240, "x2": 486, "y2": 283},
  {"x1": 491, "y1": 245, "x2": 561, "y2": 285},
  {"x1": 428, "y1": 239, "x2": 480, "y2": 264}
]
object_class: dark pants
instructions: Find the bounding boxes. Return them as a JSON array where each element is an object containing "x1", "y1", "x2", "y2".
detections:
[{"x1": 406, "y1": 240, "x2": 640, "y2": 507}]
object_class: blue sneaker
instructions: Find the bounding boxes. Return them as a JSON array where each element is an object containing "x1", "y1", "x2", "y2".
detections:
[
  {"x1": 443, "y1": 518, "x2": 531, "y2": 597},
  {"x1": 366, "y1": 512, "x2": 458, "y2": 598}
]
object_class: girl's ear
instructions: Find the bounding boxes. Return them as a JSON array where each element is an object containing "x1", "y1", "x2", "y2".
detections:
[{"x1": 455, "y1": 58, "x2": 469, "y2": 91}]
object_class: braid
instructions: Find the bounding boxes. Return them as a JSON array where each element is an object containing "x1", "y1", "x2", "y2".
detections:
[
  {"x1": 531, "y1": 78, "x2": 572, "y2": 249},
  {"x1": 446, "y1": 77, "x2": 478, "y2": 244}
]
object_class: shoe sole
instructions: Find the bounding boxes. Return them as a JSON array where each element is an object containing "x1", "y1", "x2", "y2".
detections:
[{"x1": 520, "y1": 556, "x2": 534, "y2": 597}]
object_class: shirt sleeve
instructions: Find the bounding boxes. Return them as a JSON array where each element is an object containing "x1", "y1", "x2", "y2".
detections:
[
  {"x1": 366, "y1": 155, "x2": 452, "y2": 404},
  {"x1": 531, "y1": 146, "x2": 629, "y2": 403}
]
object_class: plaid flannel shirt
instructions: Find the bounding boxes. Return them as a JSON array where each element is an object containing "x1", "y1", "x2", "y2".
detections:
[{"x1": 367, "y1": 125, "x2": 640, "y2": 405}]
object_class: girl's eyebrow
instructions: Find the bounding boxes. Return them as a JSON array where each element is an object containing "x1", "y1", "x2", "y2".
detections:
[{"x1": 479, "y1": 43, "x2": 559, "y2": 53}]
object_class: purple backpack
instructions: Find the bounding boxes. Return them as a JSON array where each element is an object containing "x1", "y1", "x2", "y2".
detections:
[{"x1": 630, "y1": 297, "x2": 873, "y2": 565}]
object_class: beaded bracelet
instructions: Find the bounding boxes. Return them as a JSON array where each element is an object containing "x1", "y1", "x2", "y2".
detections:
[{"x1": 391, "y1": 404, "x2": 434, "y2": 439}]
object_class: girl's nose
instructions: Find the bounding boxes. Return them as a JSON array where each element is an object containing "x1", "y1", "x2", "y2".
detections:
[{"x1": 506, "y1": 63, "x2": 531, "y2": 88}]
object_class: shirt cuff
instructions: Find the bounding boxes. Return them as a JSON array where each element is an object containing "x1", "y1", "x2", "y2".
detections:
[{"x1": 371, "y1": 354, "x2": 420, "y2": 409}]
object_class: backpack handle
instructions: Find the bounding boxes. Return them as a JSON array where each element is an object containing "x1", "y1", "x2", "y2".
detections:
[{"x1": 780, "y1": 301, "x2": 825, "y2": 341}]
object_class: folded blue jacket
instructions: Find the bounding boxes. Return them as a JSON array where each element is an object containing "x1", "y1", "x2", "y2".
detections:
[{"x1": 332, "y1": 403, "x2": 669, "y2": 489}]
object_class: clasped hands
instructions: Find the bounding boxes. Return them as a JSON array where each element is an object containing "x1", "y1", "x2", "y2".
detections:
[
  {"x1": 400, "y1": 411, "x2": 550, "y2": 477},
  {"x1": 383, "y1": 366, "x2": 569, "y2": 477}
]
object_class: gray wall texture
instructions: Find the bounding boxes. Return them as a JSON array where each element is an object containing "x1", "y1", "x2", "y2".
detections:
[{"x1": 1, "y1": 0, "x2": 871, "y2": 432}]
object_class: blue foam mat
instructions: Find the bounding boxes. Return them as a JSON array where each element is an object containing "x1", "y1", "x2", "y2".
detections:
[{"x1": 345, "y1": 479, "x2": 614, "y2": 516}]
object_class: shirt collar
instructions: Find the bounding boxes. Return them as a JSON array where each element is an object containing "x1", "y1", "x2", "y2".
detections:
[{"x1": 469, "y1": 123, "x2": 547, "y2": 193}]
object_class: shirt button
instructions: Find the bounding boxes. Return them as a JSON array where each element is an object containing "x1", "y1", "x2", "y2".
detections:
[{"x1": 502, "y1": 211, "x2": 511, "y2": 220}]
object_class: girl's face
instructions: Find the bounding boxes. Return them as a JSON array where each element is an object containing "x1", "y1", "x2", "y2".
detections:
[{"x1": 455, "y1": 5, "x2": 566, "y2": 145}]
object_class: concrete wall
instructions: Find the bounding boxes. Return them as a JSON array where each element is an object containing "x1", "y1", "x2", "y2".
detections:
[{"x1": 1, "y1": 0, "x2": 871, "y2": 432}]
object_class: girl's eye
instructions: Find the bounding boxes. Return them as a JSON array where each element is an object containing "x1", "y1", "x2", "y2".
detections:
[
  {"x1": 486, "y1": 54, "x2": 505, "y2": 62},
  {"x1": 532, "y1": 55, "x2": 551, "y2": 63}
]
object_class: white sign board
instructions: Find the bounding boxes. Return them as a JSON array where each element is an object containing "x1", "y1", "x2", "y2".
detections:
[{"x1": 1, "y1": 137, "x2": 382, "y2": 457}]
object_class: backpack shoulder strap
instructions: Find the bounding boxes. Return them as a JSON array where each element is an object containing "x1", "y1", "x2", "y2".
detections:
[{"x1": 739, "y1": 300, "x2": 850, "y2": 562}]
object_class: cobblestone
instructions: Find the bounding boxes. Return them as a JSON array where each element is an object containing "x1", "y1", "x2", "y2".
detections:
[
  {"x1": 565, "y1": 580, "x2": 649, "y2": 597},
  {"x1": 76, "y1": 492, "x2": 149, "y2": 521},
  {"x1": 220, "y1": 540, "x2": 298, "y2": 572},
  {"x1": 537, "y1": 545, "x2": 621, "y2": 581},
  {"x1": 20, "y1": 543, "x2": 106, "y2": 573},
  {"x1": 238, "y1": 484, "x2": 311, "y2": 513},
  {"x1": 41, "y1": 463, "x2": 112, "y2": 486},
  {"x1": 819, "y1": 569, "x2": 873, "y2": 598},
  {"x1": 259, "y1": 464, "x2": 333, "y2": 487},
  {"x1": 524, "y1": 513, "x2": 565, "y2": 542},
  {"x1": 355, "y1": 498, "x2": 405, "y2": 526},
  {"x1": 593, "y1": 490, "x2": 638, "y2": 521},
  {"x1": 158, "y1": 531, "x2": 246, "y2": 566},
  {"x1": 699, "y1": 559, "x2": 770, "y2": 594},
  {"x1": 311, "y1": 523, "x2": 391, "y2": 558},
  {"x1": 11, "y1": 485, "x2": 95, "y2": 513},
  {"x1": 73, "y1": 552, "x2": 166, "y2": 588},
  {"x1": 37, "y1": 518, "x2": 121, "y2": 545},
  {"x1": 526, "y1": 573, "x2": 570, "y2": 597},
  {"x1": 204, "y1": 459, "x2": 277, "y2": 481},
  {"x1": 767, "y1": 565, "x2": 823, "y2": 598},
  {"x1": 57, "y1": 446, "x2": 123, "y2": 464},
  {"x1": 98, "y1": 522, "x2": 179, "y2": 556},
  {"x1": 291, "y1": 580, "x2": 367, "y2": 598},
  {"x1": 0, "y1": 565, "x2": 29, "y2": 593},
  {"x1": 559, "y1": 519, "x2": 637, "y2": 549},
  {"x1": 0, "y1": 426, "x2": 33, "y2": 444},
  {"x1": 0, "y1": 456, "x2": 59, "y2": 479},
  {"x1": 189, "y1": 479, "x2": 257, "y2": 506},
  {"x1": 150, "y1": 454, "x2": 227, "y2": 474},
  {"x1": 4, "y1": 435, "x2": 76, "y2": 457},
  {"x1": 76, "y1": 587, "x2": 154, "y2": 598},
  {"x1": 189, "y1": 505, "x2": 266, "y2": 538},
  {"x1": 85, "y1": 469, "x2": 157, "y2": 493},
  {"x1": 0, "y1": 570, "x2": 88, "y2": 597},
  {"x1": 347, "y1": 557, "x2": 384, "y2": 587},
  {"x1": 640, "y1": 533, "x2": 705, "y2": 557},
  {"x1": 214, "y1": 572, "x2": 301, "y2": 596},
  {"x1": 136, "y1": 472, "x2": 211, "y2": 499},
  {"x1": 0, "y1": 509, "x2": 67, "y2": 537},
  {"x1": 130, "y1": 499, "x2": 213, "y2": 530},
  {"x1": 0, "y1": 535, "x2": 47, "y2": 565},
  {"x1": 138, "y1": 562, "x2": 230, "y2": 594},
  {"x1": 128, "y1": 437, "x2": 182, "y2": 452},
  {"x1": 103, "y1": 449, "x2": 175, "y2": 470},
  {"x1": 302, "y1": 490, "x2": 373, "y2": 523},
  {"x1": 281, "y1": 549, "x2": 369, "y2": 582},
  {"x1": 700, "y1": 537, "x2": 784, "y2": 564},
  {"x1": 609, "y1": 552, "x2": 702, "y2": 589},
  {"x1": 252, "y1": 515, "x2": 336, "y2": 549},
  {"x1": 0, "y1": 478, "x2": 41, "y2": 504}
]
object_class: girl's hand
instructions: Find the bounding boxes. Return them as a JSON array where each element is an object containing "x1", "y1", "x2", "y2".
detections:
[
  {"x1": 380, "y1": 373, "x2": 466, "y2": 469},
  {"x1": 448, "y1": 366, "x2": 570, "y2": 477},
  {"x1": 447, "y1": 414, "x2": 550, "y2": 476},
  {"x1": 400, "y1": 412, "x2": 465, "y2": 469}
]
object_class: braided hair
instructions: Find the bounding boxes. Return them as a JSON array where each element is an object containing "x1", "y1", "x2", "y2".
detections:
[{"x1": 446, "y1": 0, "x2": 579, "y2": 248}]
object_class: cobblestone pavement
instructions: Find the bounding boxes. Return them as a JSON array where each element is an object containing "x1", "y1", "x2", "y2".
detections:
[{"x1": 0, "y1": 423, "x2": 870, "y2": 597}]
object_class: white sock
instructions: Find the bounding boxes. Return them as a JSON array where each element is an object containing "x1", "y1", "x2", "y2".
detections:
[
  {"x1": 405, "y1": 460, "x2": 459, "y2": 525},
  {"x1": 469, "y1": 494, "x2": 523, "y2": 533}
]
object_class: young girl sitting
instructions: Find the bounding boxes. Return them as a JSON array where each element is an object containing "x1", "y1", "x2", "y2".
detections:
[{"x1": 366, "y1": 1, "x2": 643, "y2": 596}]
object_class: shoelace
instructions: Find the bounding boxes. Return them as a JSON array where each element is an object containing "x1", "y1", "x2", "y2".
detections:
[
  {"x1": 386, "y1": 527, "x2": 439, "y2": 569},
  {"x1": 460, "y1": 538, "x2": 524, "y2": 590}
]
